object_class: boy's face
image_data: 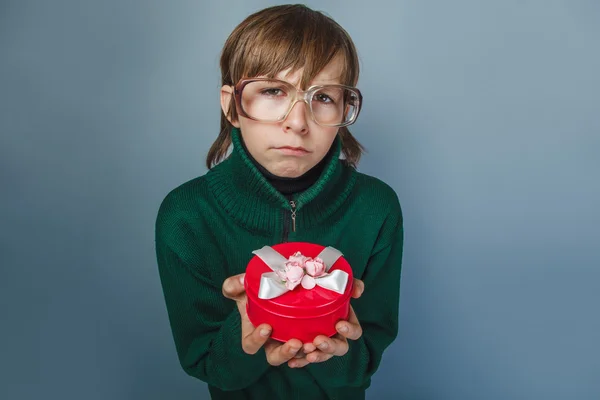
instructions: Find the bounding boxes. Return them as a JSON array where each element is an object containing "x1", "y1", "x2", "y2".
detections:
[{"x1": 221, "y1": 56, "x2": 344, "y2": 178}]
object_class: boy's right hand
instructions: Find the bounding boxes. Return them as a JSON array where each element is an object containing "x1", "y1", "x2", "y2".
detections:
[{"x1": 222, "y1": 273, "x2": 305, "y2": 366}]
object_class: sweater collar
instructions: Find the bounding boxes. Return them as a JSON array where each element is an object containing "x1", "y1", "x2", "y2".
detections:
[{"x1": 206, "y1": 127, "x2": 357, "y2": 235}]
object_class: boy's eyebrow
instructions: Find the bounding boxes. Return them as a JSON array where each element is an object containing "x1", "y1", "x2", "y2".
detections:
[
  {"x1": 311, "y1": 78, "x2": 342, "y2": 85},
  {"x1": 310, "y1": 73, "x2": 345, "y2": 85},
  {"x1": 258, "y1": 74, "x2": 342, "y2": 86},
  {"x1": 303, "y1": 75, "x2": 343, "y2": 86}
]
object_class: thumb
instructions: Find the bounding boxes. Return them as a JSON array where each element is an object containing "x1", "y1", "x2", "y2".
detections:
[
  {"x1": 351, "y1": 278, "x2": 364, "y2": 299},
  {"x1": 222, "y1": 273, "x2": 246, "y2": 300}
]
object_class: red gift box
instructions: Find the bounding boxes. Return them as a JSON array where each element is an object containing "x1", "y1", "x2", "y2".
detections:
[{"x1": 244, "y1": 242, "x2": 353, "y2": 343}]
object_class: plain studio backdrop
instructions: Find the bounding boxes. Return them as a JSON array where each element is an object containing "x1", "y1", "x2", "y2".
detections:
[{"x1": 1, "y1": 1, "x2": 599, "y2": 399}]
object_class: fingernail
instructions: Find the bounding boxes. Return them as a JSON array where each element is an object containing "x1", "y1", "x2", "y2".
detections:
[
  {"x1": 318, "y1": 342, "x2": 328, "y2": 350},
  {"x1": 289, "y1": 362, "x2": 296, "y2": 368},
  {"x1": 290, "y1": 346, "x2": 300, "y2": 353},
  {"x1": 260, "y1": 328, "x2": 271, "y2": 337},
  {"x1": 339, "y1": 325, "x2": 349, "y2": 333},
  {"x1": 239, "y1": 276, "x2": 244, "y2": 285}
]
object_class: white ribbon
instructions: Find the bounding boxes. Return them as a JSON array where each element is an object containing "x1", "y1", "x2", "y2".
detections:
[{"x1": 251, "y1": 245, "x2": 349, "y2": 300}]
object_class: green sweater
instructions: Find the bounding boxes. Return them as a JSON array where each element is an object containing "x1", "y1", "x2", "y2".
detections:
[{"x1": 155, "y1": 127, "x2": 404, "y2": 400}]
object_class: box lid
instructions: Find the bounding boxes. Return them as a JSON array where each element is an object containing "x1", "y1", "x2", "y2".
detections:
[{"x1": 245, "y1": 242, "x2": 353, "y2": 318}]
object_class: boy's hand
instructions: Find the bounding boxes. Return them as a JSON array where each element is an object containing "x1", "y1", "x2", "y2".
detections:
[
  {"x1": 222, "y1": 273, "x2": 305, "y2": 366},
  {"x1": 288, "y1": 278, "x2": 364, "y2": 368}
]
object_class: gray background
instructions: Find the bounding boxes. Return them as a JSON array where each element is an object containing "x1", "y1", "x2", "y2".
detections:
[{"x1": 1, "y1": 0, "x2": 599, "y2": 399}]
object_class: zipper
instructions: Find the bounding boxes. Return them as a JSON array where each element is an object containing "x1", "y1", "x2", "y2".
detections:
[
  {"x1": 281, "y1": 200, "x2": 297, "y2": 242},
  {"x1": 290, "y1": 200, "x2": 297, "y2": 232}
]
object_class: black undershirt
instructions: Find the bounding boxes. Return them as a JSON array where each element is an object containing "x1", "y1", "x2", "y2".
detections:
[{"x1": 239, "y1": 135, "x2": 333, "y2": 199}]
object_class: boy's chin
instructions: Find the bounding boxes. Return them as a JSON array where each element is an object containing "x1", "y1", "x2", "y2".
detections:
[{"x1": 269, "y1": 162, "x2": 312, "y2": 178}]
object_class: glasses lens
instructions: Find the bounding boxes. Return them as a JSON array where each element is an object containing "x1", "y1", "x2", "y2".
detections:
[
  {"x1": 240, "y1": 80, "x2": 360, "y2": 126},
  {"x1": 241, "y1": 80, "x2": 293, "y2": 122},
  {"x1": 311, "y1": 87, "x2": 360, "y2": 126}
]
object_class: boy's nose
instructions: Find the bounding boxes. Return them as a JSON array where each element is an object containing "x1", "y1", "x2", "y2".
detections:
[{"x1": 283, "y1": 100, "x2": 309, "y2": 134}]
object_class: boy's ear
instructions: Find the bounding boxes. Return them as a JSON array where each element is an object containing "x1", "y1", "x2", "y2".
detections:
[{"x1": 220, "y1": 85, "x2": 240, "y2": 128}]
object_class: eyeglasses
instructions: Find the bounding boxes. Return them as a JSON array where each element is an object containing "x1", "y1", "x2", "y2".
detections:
[{"x1": 233, "y1": 78, "x2": 362, "y2": 127}]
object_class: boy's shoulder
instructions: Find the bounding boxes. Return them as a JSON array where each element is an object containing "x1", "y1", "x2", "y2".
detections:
[
  {"x1": 351, "y1": 168, "x2": 402, "y2": 215},
  {"x1": 156, "y1": 173, "x2": 212, "y2": 229},
  {"x1": 163, "y1": 173, "x2": 209, "y2": 200}
]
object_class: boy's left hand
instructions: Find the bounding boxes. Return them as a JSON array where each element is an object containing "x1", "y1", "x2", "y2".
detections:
[{"x1": 288, "y1": 279, "x2": 364, "y2": 368}]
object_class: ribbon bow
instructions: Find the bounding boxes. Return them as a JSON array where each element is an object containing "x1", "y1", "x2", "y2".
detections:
[{"x1": 252, "y1": 246, "x2": 349, "y2": 300}]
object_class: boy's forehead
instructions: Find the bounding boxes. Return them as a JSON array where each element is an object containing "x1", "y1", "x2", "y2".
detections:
[{"x1": 271, "y1": 55, "x2": 345, "y2": 86}]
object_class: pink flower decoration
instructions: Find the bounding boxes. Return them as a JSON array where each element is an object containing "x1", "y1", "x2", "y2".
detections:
[
  {"x1": 288, "y1": 251, "x2": 309, "y2": 265},
  {"x1": 276, "y1": 261, "x2": 305, "y2": 290},
  {"x1": 275, "y1": 252, "x2": 329, "y2": 291},
  {"x1": 305, "y1": 257, "x2": 326, "y2": 277}
]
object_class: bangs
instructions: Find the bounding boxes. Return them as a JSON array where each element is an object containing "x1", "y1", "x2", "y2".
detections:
[{"x1": 223, "y1": 5, "x2": 359, "y2": 89}]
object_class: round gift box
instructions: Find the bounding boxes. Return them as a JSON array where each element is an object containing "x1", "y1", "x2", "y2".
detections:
[{"x1": 244, "y1": 242, "x2": 354, "y2": 344}]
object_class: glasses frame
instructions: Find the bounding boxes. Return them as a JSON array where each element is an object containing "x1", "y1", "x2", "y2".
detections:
[{"x1": 232, "y1": 78, "x2": 363, "y2": 127}]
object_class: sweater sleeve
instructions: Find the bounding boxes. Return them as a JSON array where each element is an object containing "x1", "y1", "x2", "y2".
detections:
[
  {"x1": 155, "y1": 207, "x2": 271, "y2": 391},
  {"x1": 305, "y1": 199, "x2": 404, "y2": 388}
]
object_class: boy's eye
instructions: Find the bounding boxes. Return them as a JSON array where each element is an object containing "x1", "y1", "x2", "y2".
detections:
[
  {"x1": 260, "y1": 88, "x2": 285, "y2": 96},
  {"x1": 313, "y1": 93, "x2": 334, "y2": 104}
]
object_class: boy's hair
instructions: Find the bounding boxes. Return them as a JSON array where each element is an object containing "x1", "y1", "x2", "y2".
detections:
[{"x1": 206, "y1": 4, "x2": 366, "y2": 170}]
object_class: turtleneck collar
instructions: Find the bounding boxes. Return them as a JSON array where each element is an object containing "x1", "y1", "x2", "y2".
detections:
[
  {"x1": 206, "y1": 127, "x2": 357, "y2": 236},
  {"x1": 237, "y1": 129, "x2": 333, "y2": 198}
]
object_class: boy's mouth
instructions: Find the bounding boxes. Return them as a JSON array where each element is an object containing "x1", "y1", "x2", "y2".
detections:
[
  {"x1": 275, "y1": 146, "x2": 311, "y2": 156},
  {"x1": 277, "y1": 146, "x2": 309, "y2": 152}
]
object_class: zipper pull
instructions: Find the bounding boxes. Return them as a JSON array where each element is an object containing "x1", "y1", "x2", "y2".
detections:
[{"x1": 290, "y1": 200, "x2": 297, "y2": 232}]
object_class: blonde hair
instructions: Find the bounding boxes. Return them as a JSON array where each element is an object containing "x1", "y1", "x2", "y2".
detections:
[{"x1": 206, "y1": 4, "x2": 366, "y2": 170}]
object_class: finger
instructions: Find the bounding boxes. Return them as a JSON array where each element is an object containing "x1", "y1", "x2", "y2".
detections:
[
  {"x1": 265, "y1": 338, "x2": 303, "y2": 366},
  {"x1": 336, "y1": 320, "x2": 362, "y2": 341},
  {"x1": 241, "y1": 323, "x2": 272, "y2": 355},
  {"x1": 351, "y1": 278, "x2": 364, "y2": 299},
  {"x1": 288, "y1": 356, "x2": 311, "y2": 368},
  {"x1": 222, "y1": 273, "x2": 246, "y2": 299},
  {"x1": 303, "y1": 342, "x2": 317, "y2": 354},
  {"x1": 305, "y1": 349, "x2": 334, "y2": 364},
  {"x1": 336, "y1": 305, "x2": 363, "y2": 341},
  {"x1": 237, "y1": 295, "x2": 257, "y2": 337},
  {"x1": 313, "y1": 334, "x2": 348, "y2": 357},
  {"x1": 346, "y1": 304, "x2": 361, "y2": 327},
  {"x1": 293, "y1": 349, "x2": 306, "y2": 359}
]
